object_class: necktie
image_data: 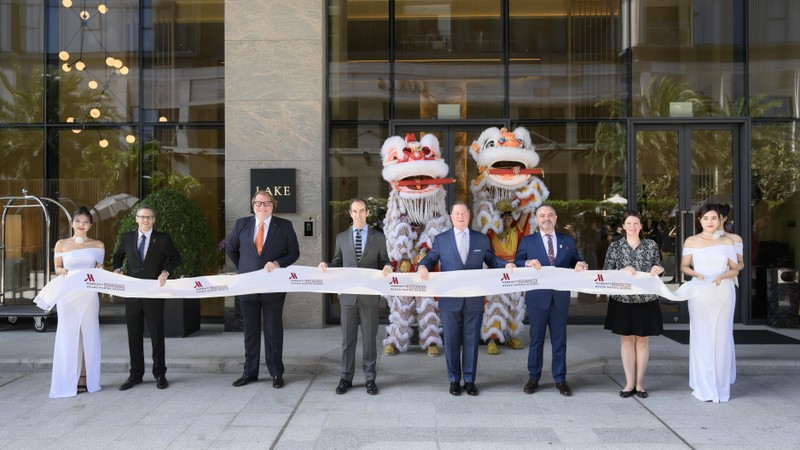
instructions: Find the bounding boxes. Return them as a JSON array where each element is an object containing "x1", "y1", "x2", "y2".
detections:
[
  {"x1": 458, "y1": 231, "x2": 468, "y2": 264},
  {"x1": 255, "y1": 220, "x2": 265, "y2": 256},
  {"x1": 354, "y1": 229, "x2": 363, "y2": 261},
  {"x1": 138, "y1": 234, "x2": 146, "y2": 262},
  {"x1": 546, "y1": 233, "x2": 555, "y2": 265}
]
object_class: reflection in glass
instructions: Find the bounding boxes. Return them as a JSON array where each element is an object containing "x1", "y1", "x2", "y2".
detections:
[
  {"x1": 0, "y1": 1, "x2": 44, "y2": 124},
  {"x1": 635, "y1": 129, "x2": 679, "y2": 313},
  {"x1": 56, "y1": 0, "x2": 138, "y2": 123},
  {"x1": 748, "y1": 0, "x2": 799, "y2": 118},
  {"x1": 143, "y1": 0, "x2": 224, "y2": 123},
  {"x1": 631, "y1": 0, "x2": 745, "y2": 118},
  {"x1": 329, "y1": 0, "x2": 390, "y2": 120},
  {"x1": 394, "y1": 1, "x2": 503, "y2": 119},
  {"x1": 509, "y1": 0, "x2": 625, "y2": 119},
  {"x1": 750, "y1": 122, "x2": 800, "y2": 320},
  {"x1": 0, "y1": 128, "x2": 44, "y2": 193}
]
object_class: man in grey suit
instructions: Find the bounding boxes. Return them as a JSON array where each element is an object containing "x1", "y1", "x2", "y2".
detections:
[
  {"x1": 320, "y1": 198, "x2": 392, "y2": 395},
  {"x1": 418, "y1": 202, "x2": 514, "y2": 396}
]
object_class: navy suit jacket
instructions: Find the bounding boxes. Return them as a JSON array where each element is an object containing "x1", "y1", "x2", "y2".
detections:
[
  {"x1": 514, "y1": 231, "x2": 582, "y2": 309},
  {"x1": 225, "y1": 215, "x2": 300, "y2": 274},
  {"x1": 418, "y1": 227, "x2": 507, "y2": 312},
  {"x1": 113, "y1": 230, "x2": 182, "y2": 279}
]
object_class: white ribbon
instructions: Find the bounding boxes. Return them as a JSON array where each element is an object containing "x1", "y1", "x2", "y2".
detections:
[{"x1": 35, "y1": 266, "x2": 727, "y2": 310}]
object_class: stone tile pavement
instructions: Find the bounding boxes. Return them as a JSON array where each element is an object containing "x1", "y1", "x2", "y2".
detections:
[{"x1": 1, "y1": 322, "x2": 799, "y2": 449}]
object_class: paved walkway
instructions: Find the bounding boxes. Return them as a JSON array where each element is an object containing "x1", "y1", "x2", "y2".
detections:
[{"x1": 1, "y1": 322, "x2": 799, "y2": 449}]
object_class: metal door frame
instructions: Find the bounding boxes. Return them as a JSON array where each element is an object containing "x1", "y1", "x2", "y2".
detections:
[{"x1": 629, "y1": 118, "x2": 750, "y2": 323}]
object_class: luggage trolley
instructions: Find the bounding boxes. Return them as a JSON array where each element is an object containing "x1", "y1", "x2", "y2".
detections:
[{"x1": 0, "y1": 189, "x2": 72, "y2": 332}]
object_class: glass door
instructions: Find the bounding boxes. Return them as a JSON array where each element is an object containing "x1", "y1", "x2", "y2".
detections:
[{"x1": 633, "y1": 122, "x2": 741, "y2": 323}]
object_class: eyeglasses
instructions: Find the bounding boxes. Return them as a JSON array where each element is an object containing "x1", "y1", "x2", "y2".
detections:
[
  {"x1": 253, "y1": 201, "x2": 273, "y2": 207},
  {"x1": 136, "y1": 215, "x2": 154, "y2": 220}
]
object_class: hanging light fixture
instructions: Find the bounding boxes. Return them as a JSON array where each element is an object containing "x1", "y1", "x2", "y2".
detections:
[{"x1": 59, "y1": 1, "x2": 137, "y2": 149}]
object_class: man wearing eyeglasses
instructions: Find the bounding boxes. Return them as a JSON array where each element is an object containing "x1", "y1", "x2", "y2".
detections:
[
  {"x1": 226, "y1": 190, "x2": 300, "y2": 389},
  {"x1": 112, "y1": 204, "x2": 182, "y2": 391}
]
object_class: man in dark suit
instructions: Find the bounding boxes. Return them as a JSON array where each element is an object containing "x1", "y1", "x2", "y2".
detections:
[
  {"x1": 319, "y1": 198, "x2": 392, "y2": 395},
  {"x1": 226, "y1": 190, "x2": 300, "y2": 388},
  {"x1": 418, "y1": 202, "x2": 512, "y2": 396},
  {"x1": 113, "y1": 204, "x2": 182, "y2": 391},
  {"x1": 514, "y1": 204, "x2": 588, "y2": 397}
]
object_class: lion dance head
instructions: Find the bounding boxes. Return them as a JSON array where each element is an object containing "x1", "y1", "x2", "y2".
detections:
[
  {"x1": 381, "y1": 133, "x2": 453, "y2": 225},
  {"x1": 470, "y1": 127, "x2": 549, "y2": 234}
]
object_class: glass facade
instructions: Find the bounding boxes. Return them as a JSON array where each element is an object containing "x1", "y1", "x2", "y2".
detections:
[
  {"x1": 327, "y1": 0, "x2": 800, "y2": 324},
  {"x1": 0, "y1": 0, "x2": 225, "y2": 319}
]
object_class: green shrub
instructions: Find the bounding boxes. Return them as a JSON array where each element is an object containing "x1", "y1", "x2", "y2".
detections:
[{"x1": 113, "y1": 188, "x2": 218, "y2": 277}]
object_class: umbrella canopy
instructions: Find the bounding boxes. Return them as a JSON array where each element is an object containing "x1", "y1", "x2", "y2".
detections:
[
  {"x1": 92, "y1": 193, "x2": 139, "y2": 221},
  {"x1": 602, "y1": 194, "x2": 627, "y2": 204}
]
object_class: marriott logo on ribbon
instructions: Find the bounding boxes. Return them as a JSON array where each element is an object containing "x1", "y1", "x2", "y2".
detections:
[
  {"x1": 289, "y1": 273, "x2": 298, "y2": 280},
  {"x1": 84, "y1": 274, "x2": 95, "y2": 282},
  {"x1": 594, "y1": 274, "x2": 605, "y2": 282},
  {"x1": 194, "y1": 281, "x2": 203, "y2": 289},
  {"x1": 500, "y1": 273, "x2": 510, "y2": 281},
  {"x1": 389, "y1": 277, "x2": 399, "y2": 285}
]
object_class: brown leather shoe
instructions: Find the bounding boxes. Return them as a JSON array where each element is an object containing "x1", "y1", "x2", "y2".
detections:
[
  {"x1": 556, "y1": 382, "x2": 572, "y2": 397},
  {"x1": 523, "y1": 378, "x2": 538, "y2": 394}
]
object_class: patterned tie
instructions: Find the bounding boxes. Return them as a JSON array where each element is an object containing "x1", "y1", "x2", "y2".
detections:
[
  {"x1": 458, "y1": 231, "x2": 468, "y2": 264},
  {"x1": 138, "y1": 234, "x2": 146, "y2": 262},
  {"x1": 354, "y1": 228, "x2": 363, "y2": 261},
  {"x1": 255, "y1": 220, "x2": 265, "y2": 256},
  {"x1": 546, "y1": 233, "x2": 555, "y2": 266}
]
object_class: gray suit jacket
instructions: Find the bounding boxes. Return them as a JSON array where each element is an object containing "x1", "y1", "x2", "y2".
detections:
[{"x1": 329, "y1": 226, "x2": 390, "y2": 306}]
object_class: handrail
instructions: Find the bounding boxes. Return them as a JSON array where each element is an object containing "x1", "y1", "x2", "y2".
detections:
[{"x1": 0, "y1": 189, "x2": 72, "y2": 305}]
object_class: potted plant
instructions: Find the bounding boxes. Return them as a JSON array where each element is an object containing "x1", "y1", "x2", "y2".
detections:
[{"x1": 113, "y1": 188, "x2": 218, "y2": 336}]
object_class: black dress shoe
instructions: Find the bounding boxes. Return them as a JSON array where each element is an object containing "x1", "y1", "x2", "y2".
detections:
[
  {"x1": 523, "y1": 378, "x2": 539, "y2": 394},
  {"x1": 272, "y1": 376, "x2": 284, "y2": 389},
  {"x1": 556, "y1": 382, "x2": 572, "y2": 397},
  {"x1": 335, "y1": 378, "x2": 352, "y2": 394},
  {"x1": 232, "y1": 374, "x2": 258, "y2": 387},
  {"x1": 156, "y1": 375, "x2": 169, "y2": 390},
  {"x1": 119, "y1": 377, "x2": 142, "y2": 391},
  {"x1": 635, "y1": 389, "x2": 648, "y2": 399},
  {"x1": 365, "y1": 380, "x2": 378, "y2": 396},
  {"x1": 619, "y1": 389, "x2": 634, "y2": 398},
  {"x1": 464, "y1": 382, "x2": 479, "y2": 396},
  {"x1": 449, "y1": 382, "x2": 461, "y2": 396}
]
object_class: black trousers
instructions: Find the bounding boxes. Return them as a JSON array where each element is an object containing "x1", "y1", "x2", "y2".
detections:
[
  {"x1": 124, "y1": 298, "x2": 166, "y2": 379},
  {"x1": 239, "y1": 294, "x2": 285, "y2": 378}
]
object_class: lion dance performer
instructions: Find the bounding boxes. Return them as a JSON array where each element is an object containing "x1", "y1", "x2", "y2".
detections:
[
  {"x1": 469, "y1": 127, "x2": 549, "y2": 354},
  {"x1": 381, "y1": 133, "x2": 453, "y2": 357}
]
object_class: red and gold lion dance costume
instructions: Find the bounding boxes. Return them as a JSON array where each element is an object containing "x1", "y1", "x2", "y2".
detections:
[
  {"x1": 470, "y1": 127, "x2": 549, "y2": 354},
  {"x1": 381, "y1": 133, "x2": 452, "y2": 356}
]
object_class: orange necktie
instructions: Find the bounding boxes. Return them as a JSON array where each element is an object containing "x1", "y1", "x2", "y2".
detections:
[{"x1": 255, "y1": 221, "x2": 265, "y2": 255}]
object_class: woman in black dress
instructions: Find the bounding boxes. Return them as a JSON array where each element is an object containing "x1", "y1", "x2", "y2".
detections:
[{"x1": 604, "y1": 211, "x2": 664, "y2": 398}]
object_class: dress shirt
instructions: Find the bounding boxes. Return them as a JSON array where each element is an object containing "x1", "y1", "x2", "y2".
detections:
[
  {"x1": 253, "y1": 216, "x2": 273, "y2": 241},
  {"x1": 138, "y1": 230, "x2": 153, "y2": 259},
  {"x1": 540, "y1": 231, "x2": 557, "y2": 259}
]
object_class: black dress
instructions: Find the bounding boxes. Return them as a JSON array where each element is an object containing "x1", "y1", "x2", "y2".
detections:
[{"x1": 603, "y1": 238, "x2": 664, "y2": 336}]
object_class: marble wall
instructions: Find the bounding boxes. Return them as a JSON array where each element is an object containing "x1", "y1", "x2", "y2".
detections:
[{"x1": 225, "y1": 0, "x2": 326, "y2": 328}]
